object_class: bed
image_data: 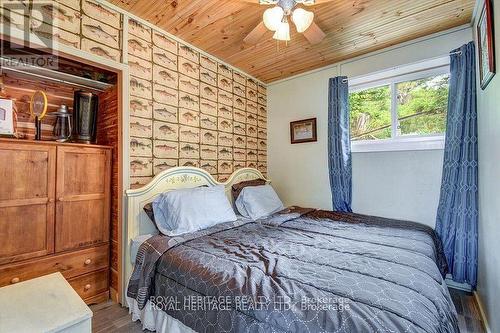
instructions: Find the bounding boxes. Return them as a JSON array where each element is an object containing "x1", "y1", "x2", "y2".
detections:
[{"x1": 124, "y1": 167, "x2": 458, "y2": 333}]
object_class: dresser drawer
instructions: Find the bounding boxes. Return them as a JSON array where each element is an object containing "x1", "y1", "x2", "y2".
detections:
[
  {"x1": 0, "y1": 244, "x2": 109, "y2": 287},
  {"x1": 68, "y1": 269, "x2": 109, "y2": 301}
]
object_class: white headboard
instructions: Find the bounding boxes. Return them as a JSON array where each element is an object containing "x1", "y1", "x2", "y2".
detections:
[{"x1": 122, "y1": 167, "x2": 267, "y2": 300}]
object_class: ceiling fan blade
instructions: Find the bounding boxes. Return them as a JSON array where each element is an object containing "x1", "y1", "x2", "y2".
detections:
[
  {"x1": 303, "y1": 21, "x2": 326, "y2": 44},
  {"x1": 244, "y1": 22, "x2": 268, "y2": 45}
]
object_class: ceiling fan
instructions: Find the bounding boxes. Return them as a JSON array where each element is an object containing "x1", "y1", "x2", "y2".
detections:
[{"x1": 241, "y1": 0, "x2": 333, "y2": 45}]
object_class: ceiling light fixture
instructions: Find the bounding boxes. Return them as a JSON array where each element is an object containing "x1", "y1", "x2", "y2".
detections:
[
  {"x1": 244, "y1": 0, "x2": 327, "y2": 46},
  {"x1": 273, "y1": 19, "x2": 291, "y2": 41},
  {"x1": 263, "y1": 6, "x2": 284, "y2": 31},
  {"x1": 291, "y1": 7, "x2": 314, "y2": 33},
  {"x1": 261, "y1": 1, "x2": 315, "y2": 42}
]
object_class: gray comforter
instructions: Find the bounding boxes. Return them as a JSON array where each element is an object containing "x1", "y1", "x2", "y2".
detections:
[{"x1": 128, "y1": 208, "x2": 458, "y2": 333}]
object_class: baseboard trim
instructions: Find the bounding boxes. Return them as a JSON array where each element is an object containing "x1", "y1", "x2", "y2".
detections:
[
  {"x1": 110, "y1": 287, "x2": 119, "y2": 303},
  {"x1": 445, "y1": 276, "x2": 472, "y2": 292},
  {"x1": 473, "y1": 291, "x2": 491, "y2": 333}
]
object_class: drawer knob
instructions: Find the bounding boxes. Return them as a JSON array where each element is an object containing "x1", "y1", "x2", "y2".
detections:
[
  {"x1": 84, "y1": 259, "x2": 92, "y2": 265},
  {"x1": 11, "y1": 277, "x2": 20, "y2": 284},
  {"x1": 84, "y1": 284, "x2": 91, "y2": 291}
]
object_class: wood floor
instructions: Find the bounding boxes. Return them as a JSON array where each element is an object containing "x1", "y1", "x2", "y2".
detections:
[
  {"x1": 90, "y1": 288, "x2": 485, "y2": 333},
  {"x1": 90, "y1": 300, "x2": 150, "y2": 333},
  {"x1": 450, "y1": 289, "x2": 486, "y2": 333}
]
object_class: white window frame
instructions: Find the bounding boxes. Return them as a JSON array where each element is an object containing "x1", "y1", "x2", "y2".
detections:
[{"x1": 349, "y1": 57, "x2": 450, "y2": 153}]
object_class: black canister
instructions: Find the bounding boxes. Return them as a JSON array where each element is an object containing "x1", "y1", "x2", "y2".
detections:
[{"x1": 72, "y1": 91, "x2": 98, "y2": 143}]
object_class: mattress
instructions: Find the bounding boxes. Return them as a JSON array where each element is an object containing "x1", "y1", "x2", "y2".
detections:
[{"x1": 128, "y1": 208, "x2": 458, "y2": 333}]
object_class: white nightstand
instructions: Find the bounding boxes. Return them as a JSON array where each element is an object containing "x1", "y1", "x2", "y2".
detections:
[{"x1": 0, "y1": 272, "x2": 92, "y2": 333}]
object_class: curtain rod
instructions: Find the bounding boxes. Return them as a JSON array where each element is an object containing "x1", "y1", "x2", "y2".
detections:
[{"x1": 341, "y1": 50, "x2": 462, "y2": 83}]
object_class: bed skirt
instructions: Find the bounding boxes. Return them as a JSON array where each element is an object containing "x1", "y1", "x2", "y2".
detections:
[{"x1": 127, "y1": 296, "x2": 196, "y2": 333}]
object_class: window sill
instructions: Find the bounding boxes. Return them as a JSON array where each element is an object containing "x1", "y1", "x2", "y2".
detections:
[{"x1": 351, "y1": 136, "x2": 445, "y2": 153}]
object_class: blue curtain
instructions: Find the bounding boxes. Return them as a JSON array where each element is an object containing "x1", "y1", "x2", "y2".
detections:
[
  {"x1": 435, "y1": 42, "x2": 478, "y2": 288},
  {"x1": 328, "y1": 76, "x2": 352, "y2": 212}
]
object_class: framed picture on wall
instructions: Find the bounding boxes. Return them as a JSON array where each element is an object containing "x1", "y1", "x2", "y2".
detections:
[
  {"x1": 477, "y1": 0, "x2": 496, "y2": 90},
  {"x1": 290, "y1": 118, "x2": 317, "y2": 144}
]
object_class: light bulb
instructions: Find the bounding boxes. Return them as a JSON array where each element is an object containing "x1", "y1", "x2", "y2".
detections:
[
  {"x1": 273, "y1": 21, "x2": 290, "y2": 41},
  {"x1": 292, "y1": 8, "x2": 314, "y2": 33},
  {"x1": 263, "y1": 6, "x2": 284, "y2": 31}
]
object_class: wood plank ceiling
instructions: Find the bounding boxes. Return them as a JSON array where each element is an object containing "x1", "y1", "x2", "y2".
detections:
[{"x1": 108, "y1": 0, "x2": 475, "y2": 83}]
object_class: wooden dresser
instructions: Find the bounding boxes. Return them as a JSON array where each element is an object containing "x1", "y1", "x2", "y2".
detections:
[{"x1": 0, "y1": 139, "x2": 111, "y2": 304}]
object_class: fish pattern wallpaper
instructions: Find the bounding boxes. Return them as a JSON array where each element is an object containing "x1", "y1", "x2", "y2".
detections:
[
  {"x1": 1, "y1": 0, "x2": 124, "y2": 63},
  {"x1": 127, "y1": 18, "x2": 267, "y2": 188},
  {"x1": 0, "y1": 0, "x2": 267, "y2": 188}
]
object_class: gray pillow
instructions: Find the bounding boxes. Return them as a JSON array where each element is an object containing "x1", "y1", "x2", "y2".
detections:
[
  {"x1": 231, "y1": 178, "x2": 266, "y2": 201},
  {"x1": 143, "y1": 203, "x2": 155, "y2": 223},
  {"x1": 152, "y1": 185, "x2": 237, "y2": 236},
  {"x1": 235, "y1": 184, "x2": 284, "y2": 220}
]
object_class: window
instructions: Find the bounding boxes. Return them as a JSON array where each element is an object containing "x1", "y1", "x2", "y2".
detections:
[
  {"x1": 349, "y1": 62, "x2": 449, "y2": 152},
  {"x1": 350, "y1": 84, "x2": 392, "y2": 141}
]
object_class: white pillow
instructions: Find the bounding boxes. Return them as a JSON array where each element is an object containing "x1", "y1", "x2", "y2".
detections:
[
  {"x1": 235, "y1": 184, "x2": 284, "y2": 220},
  {"x1": 152, "y1": 185, "x2": 237, "y2": 236}
]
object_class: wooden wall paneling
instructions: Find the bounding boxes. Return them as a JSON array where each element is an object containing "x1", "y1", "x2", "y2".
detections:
[
  {"x1": 96, "y1": 85, "x2": 120, "y2": 296},
  {"x1": 1, "y1": 74, "x2": 75, "y2": 140}
]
